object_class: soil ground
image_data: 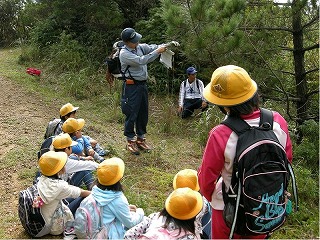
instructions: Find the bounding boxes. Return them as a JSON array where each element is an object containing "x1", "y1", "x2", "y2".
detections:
[{"x1": 0, "y1": 76, "x2": 56, "y2": 238}]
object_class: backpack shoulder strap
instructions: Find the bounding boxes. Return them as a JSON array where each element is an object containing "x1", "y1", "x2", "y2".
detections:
[
  {"x1": 222, "y1": 115, "x2": 250, "y2": 136},
  {"x1": 259, "y1": 108, "x2": 273, "y2": 128},
  {"x1": 196, "y1": 79, "x2": 200, "y2": 93}
]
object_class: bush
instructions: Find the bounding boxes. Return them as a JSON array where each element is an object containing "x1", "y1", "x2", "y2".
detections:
[{"x1": 293, "y1": 120, "x2": 319, "y2": 174}]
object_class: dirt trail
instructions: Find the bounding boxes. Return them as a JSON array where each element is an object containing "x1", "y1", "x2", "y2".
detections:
[{"x1": 0, "y1": 76, "x2": 55, "y2": 238}]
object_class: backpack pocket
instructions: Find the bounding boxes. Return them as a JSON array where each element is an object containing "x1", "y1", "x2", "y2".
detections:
[{"x1": 242, "y1": 161, "x2": 287, "y2": 234}]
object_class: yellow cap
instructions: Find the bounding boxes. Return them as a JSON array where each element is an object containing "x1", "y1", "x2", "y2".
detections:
[
  {"x1": 165, "y1": 187, "x2": 203, "y2": 220},
  {"x1": 203, "y1": 65, "x2": 257, "y2": 106},
  {"x1": 52, "y1": 133, "x2": 78, "y2": 149},
  {"x1": 60, "y1": 103, "x2": 79, "y2": 117},
  {"x1": 62, "y1": 118, "x2": 85, "y2": 133},
  {"x1": 39, "y1": 151, "x2": 67, "y2": 176},
  {"x1": 97, "y1": 158, "x2": 125, "y2": 186},
  {"x1": 173, "y1": 169, "x2": 200, "y2": 191}
]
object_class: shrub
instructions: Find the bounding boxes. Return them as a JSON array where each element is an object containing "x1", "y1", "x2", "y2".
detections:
[{"x1": 293, "y1": 120, "x2": 319, "y2": 174}]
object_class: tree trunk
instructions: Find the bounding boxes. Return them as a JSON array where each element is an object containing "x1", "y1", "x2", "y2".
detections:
[{"x1": 291, "y1": 0, "x2": 308, "y2": 142}]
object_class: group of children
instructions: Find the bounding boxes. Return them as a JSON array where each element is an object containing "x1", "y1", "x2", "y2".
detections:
[
  {"x1": 23, "y1": 102, "x2": 212, "y2": 239},
  {"x1": 36, "y1": 150, "x2": 211, "y2": 239}
]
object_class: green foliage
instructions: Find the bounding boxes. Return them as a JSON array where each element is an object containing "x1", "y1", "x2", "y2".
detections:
[
  {"x1": 162, "y1": 0, "x2": 246, "y2": 73},
  {"x1": 192, "y1": 106, "x2": 222, "y2": 147},
  {"x1": 293, "y1": 120, "x2": 319, "y2": 174},
  {"x1": 0, "y1": 0, "x2": 22, "y2": 47},
  {"x1": 45, "y1": 32, "x2": 89, "y2": 72}
]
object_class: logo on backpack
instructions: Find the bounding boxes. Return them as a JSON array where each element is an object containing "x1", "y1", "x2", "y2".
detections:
[
  {"x1": 18, "y1": 184, "x2": 50, "y2": 238},
  {"x1": 221, "y1": 108, "x2": 298, "y2": 237}
]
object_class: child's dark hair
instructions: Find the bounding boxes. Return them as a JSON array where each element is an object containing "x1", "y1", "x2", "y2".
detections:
[
  {"x1": 54, "y1": 147, "x2": 70, "y2": 152},
  {"x1": 224, "y1": 92, "x2": 260, "y2": 117},
  {"x1": 159, "y1": 208, "x2": 196, "y2": 236},
  {"x1": 95, "y1": 179, "x2": 124, "y2": 192},
  {"x1": 60, "y1": 111, "x2": 76, "y2": 121}
]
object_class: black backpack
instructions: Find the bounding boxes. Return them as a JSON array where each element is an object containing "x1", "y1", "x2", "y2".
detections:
[
  {"x1": 18, "y1": 184, "x2": 51, "y2": 238},
  {"x1": 105, "y1": 40, "x2": 126, "y2": 76},
  {"x1": 221, "y1": 108, "x2": 298, "y2": 238},
  {"x1": 37, "y1": 136, "x2": 54, "y2": 159}
]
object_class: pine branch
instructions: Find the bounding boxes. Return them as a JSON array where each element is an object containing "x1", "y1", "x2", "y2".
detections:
[
  {"x1": 303, "y1": 43, "x2": 319, "y2": 52},
  {"x1": 306, "y1": 90, "x2": 319, "y2": 98},
  {"x1": 304, "y1": 67, "x2": 319, "y2": 75},
  {"x1": 239, "y1": 26, "x2": 293, "y2": 33},
  {"x1": 301, "y1": 13, "x2": 319, "y2": 30}
]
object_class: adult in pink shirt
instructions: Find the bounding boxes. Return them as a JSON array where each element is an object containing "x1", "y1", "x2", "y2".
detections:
[{"x1": 198, "y1": 65, "x2": 293, "y2": 239}]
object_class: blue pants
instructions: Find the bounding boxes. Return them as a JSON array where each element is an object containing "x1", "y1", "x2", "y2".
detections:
[
  {"x1": 34, "y1": 170, "x2": 94, "y2": 190},
  {"x1": 181, "y1": 98, "x2": 203, "y2": 118},
  {"x1": 69, "y1": 170, "x2": 94, "y2": 190},
  {"x1": 121, "y1": 81, "x2": 148, "y2": 140},
  {"x1": 64, "y1": 197, "x2": 84, "y2": 215}
]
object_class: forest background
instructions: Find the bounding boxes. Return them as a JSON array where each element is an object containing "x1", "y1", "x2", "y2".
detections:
[{"x1": 0, "y1": 0, "x2": 319, "y2": 238}]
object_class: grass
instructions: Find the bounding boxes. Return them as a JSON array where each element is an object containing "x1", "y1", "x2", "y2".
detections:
[{"x1": 0, "y1": 47, "x2": 318, "y2": 239}]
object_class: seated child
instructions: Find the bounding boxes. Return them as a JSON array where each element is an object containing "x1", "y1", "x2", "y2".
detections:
[
  {"x1": 75, "y1": 157, "x2": 145, "y2": 239},
  {"x1": 44, "y1": 102, "x2": 108, "y2": 156},
  {"x1": 62, "y1": 117, "x2": 104, "y2": 162},
  {"x1": 173, "y1": 169, "x2": 212, "y2": 239},
  {"x1": 37, "y1": 151, "x2": 90, "y2": 237},
  {"x1": 124, "y1": 187, "x2": 203, "y2": 239}
]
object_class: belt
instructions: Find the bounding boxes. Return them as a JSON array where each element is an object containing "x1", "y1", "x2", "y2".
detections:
[{"x1": 125, "y1": 79, "x2": 147, "y2": 85}]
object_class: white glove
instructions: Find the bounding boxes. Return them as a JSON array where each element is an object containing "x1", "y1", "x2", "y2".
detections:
[
  {"x1": 164, "y1": 41, "x2": 180, "y2": 47},
  {"x1": 170, "y1": 41, "x2": 180, "y2": 47}
]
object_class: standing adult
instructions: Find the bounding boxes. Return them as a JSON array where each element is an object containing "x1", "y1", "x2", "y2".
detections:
[
  {"x1": 178, "y1": 67, "x2": 208, "y2": 118},
  {"x1": 198, "y1": 65, "x2": 293, "y2": 239},
  {"x1": 119, "y1": 27, "x2": 167, "y2": 155}
]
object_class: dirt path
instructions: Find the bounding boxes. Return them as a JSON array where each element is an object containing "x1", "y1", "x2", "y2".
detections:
[{"x1": 0, "y1": 76, "x2": 55, "y2": 238}]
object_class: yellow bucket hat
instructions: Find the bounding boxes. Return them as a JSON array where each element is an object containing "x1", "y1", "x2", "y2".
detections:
[
  {"x1": 165, "y1": 187, "x2": 203, "y2": 220},
  {"x1": 53, "y1": 133, "x2": 78, "y2": 149},
  {"x1": 62, "y1": 118, "x2": 85, "y2": 133},
  {"x1": 173, "y1": 169, "x2": 200, "y2": 191},
  {"x1": 39, "y1": 151, "x2": 67, "y2": 176},
  {"x1": 97, "y1": 157, "x2": 125, "y2": 186},
  {"x1": 60, "y1": 103, "x2": 79, "y2": 117},
  {"x1": 203, "y1": 65, "x2": 257, "y2": 106}
]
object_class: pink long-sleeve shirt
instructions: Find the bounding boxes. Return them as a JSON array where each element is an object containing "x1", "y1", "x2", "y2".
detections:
[{"x1": 198, "y1": 109, "x2": 293, "y2": 210}]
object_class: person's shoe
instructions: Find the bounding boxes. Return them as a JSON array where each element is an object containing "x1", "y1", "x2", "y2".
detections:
[
  {"x1": 127, "y1": 140, "x2": 140, "y2": 155},
  {"x1": 64, "y1": 224, "x2": 77, "y2": 240},
  {"x1": 136, "y1": 138, "x2": 152, "y2": 151}
]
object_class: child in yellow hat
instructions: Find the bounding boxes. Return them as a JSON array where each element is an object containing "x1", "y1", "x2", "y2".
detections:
[
  {"x1": 52, "y1": 133, "x2": 99, "y2": 190},
  {"x1": 37, "y1": 151, "x2": 90, "y2": 237},
  {"x1": 124, "y1": 187, "x2": 203, "y2": 239},
  {"x1": 172, "y1": 169, "x2": 212, "y2": 239},
  {"x1": 74, "y1": 157, "x2": 145, "y2": 239},
  {"x1": 62, "y1": 117, "x2": 104, "y2": 162},
  {"x1": 198, "y1": 65, "x2": 293, "y2": 239},
  {"x1": 44, "y1": 102, "x2": 108, "y2": 158}
]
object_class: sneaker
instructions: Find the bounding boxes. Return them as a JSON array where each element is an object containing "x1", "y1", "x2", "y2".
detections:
[
  {"x1": 93, "y1": 152, "x2": 105, "y2": 163},
  {"x1": 127, "y1": 140, "x2": 140, "y2": 155},
  {"x1": 64, "y1": 226, "x2": 77, "y2": 240},
  {"x1": 136, "y1": 138, "x2": 152, "y2": 151}
]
